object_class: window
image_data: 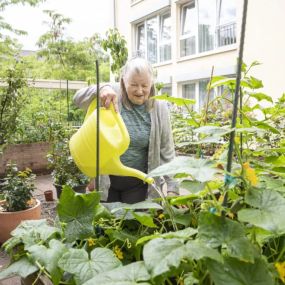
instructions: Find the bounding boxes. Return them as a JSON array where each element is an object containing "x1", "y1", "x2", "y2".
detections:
[
  {"x1": 217, "y1": 0, "x2": 237, "y2": 47},
  {"x1": 198, "y1": 0, "x2": 215, "y2": 52},
  {"x1": 159, "y1": 13, "x2": 171, "y2": 61},
  {"x1": 135, "y1": 11, "x2": 171, "y2": 63},
  {"x1": 182, "y1": 79, "x2": 217, "y2": 111},
  {"x1": 182, "y1": 83, "x2": 196, "y2": 110},
  {"x1": 161, "y1": 85, "x2": 172, "y2": 96},
  {"x1": 180, "y1": 2, "x2": 197, "y2": 56},
  {"x1": 147, "y1": 17, "x2": 158, "y2": 64},
  {"x1": 199, "y1": 80, "x2": 214, "y2": 109},
  {"x1": 179, "y1": 0, "x2": 236, "y2": 57},
  {"x1": 182, "y1": 83, "x2": 195, "y2": 100},
  {"x1": 137, "y1": 24, "x2": 145, "y2": 57}
]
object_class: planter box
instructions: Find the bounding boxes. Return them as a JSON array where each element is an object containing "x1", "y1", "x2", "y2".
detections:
[{"x1": 0, "y1": 142, "x2": 51, "y2": 176}]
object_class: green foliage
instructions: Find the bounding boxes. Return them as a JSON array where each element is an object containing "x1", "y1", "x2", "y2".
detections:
[
  {"x1": 101, "y1": 28, "x2": 128, "y2": 77},
  {"x1": 1, "y1": 163, "x2": 36, "y2": 212},
  {"x1": 0, "y1": 61, "x2": 27, "y2": 145},
  {"x1": 36, "y1": 11, "x2": 110, "y2": 82},
  {"x1": 47, "y1": 124, "x2": 89, "y2": 187},
  {"x1": 1, "y1": 62, "x2": 285, "y2": 284},
  {"x1": 0, "y1": 0, "x2": 45, "y2": 10},
  {"x1": 0, "y1": 0, "x2": 45, "y2": 63},
  {"x1": 10, "y1": 88, "x2": 84, "y2": 144}
]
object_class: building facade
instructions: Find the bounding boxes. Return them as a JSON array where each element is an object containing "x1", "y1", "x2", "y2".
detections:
[{"x1": 114, "y1": 0, "x2": 285, "y2": 108}]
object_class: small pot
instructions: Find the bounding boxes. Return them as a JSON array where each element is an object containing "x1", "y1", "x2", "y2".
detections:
[{"x1": 44, "y1": 190, "x2": 54, "y2": 201}]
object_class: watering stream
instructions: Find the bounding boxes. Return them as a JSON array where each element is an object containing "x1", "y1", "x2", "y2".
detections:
[{"x1": 150, "y1": 183, "x2": 178, "y2": 231}]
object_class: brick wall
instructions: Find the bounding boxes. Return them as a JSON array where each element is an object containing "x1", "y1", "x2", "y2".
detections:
[{"x1": 0, "y1": 142, "x2": 51, "y2": 176}]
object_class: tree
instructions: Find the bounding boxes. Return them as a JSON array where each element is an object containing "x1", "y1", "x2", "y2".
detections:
[
  {"x1": 0, "y1": 0, "x2": 45, "y2": 66},
  {"x1": 37, "y1": 10, "x2": 109, "y2": 82},
  {"x1": 0, "y1": 61, "x2": 27, "y2": 145},
  {"x1": 101, "y1": 28, "x2": 128, "y2": 80}
]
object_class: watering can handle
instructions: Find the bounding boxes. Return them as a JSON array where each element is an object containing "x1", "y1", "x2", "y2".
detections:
[{"x1": 84, "y1": 100, "x2": 117, "y2": 122}]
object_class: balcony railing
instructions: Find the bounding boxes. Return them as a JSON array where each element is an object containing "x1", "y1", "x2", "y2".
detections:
[{"x1": 216, "y1": 22, "x2": 236, "y2": 47}]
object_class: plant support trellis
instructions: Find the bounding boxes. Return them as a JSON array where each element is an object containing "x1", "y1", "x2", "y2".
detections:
[{"x1": 223, "y1": 0, "x2": 249, "y2": 208}]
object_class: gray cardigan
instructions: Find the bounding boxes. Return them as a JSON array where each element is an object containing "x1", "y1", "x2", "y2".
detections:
[{"x1": 73, "y1": 84, "x2": 179, "y2": 200}]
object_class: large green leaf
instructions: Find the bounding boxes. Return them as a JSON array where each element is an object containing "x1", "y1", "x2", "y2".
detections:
[
  {"x1": 198, "y1": 212, "x2": 258, "y2": 262},
  {"x1": 252, "y1": 121, "x2": 280, "y2": 134},
  {"x1": 260, "y1": 176, "x2": 285, "y2": 193},
  {"x1": 210, "y1": 77, "x2": 236, "y2": 89},
  {"x1": 194, "y1": 126, "x2": 232, "y2": 136},
  {"x1": 82, "y1": 261, "x2": 151, "y2": 285},
  {"x1": 28, "y1": 239, "x2": 67, "y2": 285},
  {"x1": 0, "y1": 257, "x2": 38, "y2": 279},
  {"x1": 247, "y1": 76, "x2": 264, "y2": 89},
  {"x1": 185, "y1": 240, "x2": 222, "y2": 263},
  {"x1": 249, "y1": 92, "x2": 273, "y2": 103},
  {"x1": 238, "y1": 188, "x2": 285, "y2": 234},
  {"x1": 184, "y1": 273, "x2": 199, "y2": 285},
  {"x1": 206, "y1": 257, "x2": 274, "y2": 285},
  {"x1": 106, "y1": 228, "x2": 138, "y2": 245},
  {"x1": 143, "y1": 238, "x2": 221, "y2": 278},
  {"x1": 4, "y1": 219, "x2": 60, "y2": 250},
  {"x1": 180, "y1": 181, "x2": 206, "y2": 194},
  {"x1": 132, "y1": 212, "x2": 157, "y2": 228},
  {"x1": 110, "y1": 201, "x2": 162, "y2": 213},
  {"x1": 57, "y1": 186, "x2": 100, "y2": 241},
  {"x1": 143, "y1": 238, "x2": 186, "y2": 277},
  {"x1": 153, "y1": 94, "x2": 195, "y2": 106},
  {"x1": 148, "y1": 156, "x2": 219, "y2": 182},
  {"x1": 136, "y1": 227, "x2": 197, "y2": 245},
  {"x1": 58, "y1": 247, "x2": 121, "y2": 284}
]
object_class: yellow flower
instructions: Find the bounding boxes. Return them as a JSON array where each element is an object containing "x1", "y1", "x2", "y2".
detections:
[
  {"x1": 87, "y1": 238, "x2": 96, "y2": 247},
  {"x1": 158, "y1": 213, "x2": 165, "y2": 220},
  {"x1": 114, "y1": 245, "x2": 123, "y2": 260},
  {"x1": 275, "y1": 261, "x2": 285, "y2": 283},
  {"x1": 227, "y1": 212, "x2": 234, "y2": 219},
  {"x1": 234, "y1": 136, "x2": 240, "y2": 144},
  {"x1": 17, "y1": 171, "x2": 28, "y2": 178},
  {"x1": 243, "y1": 162, "x2": 258, "y2": 186}
]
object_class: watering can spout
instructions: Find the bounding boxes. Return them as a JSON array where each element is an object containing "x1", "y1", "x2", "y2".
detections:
[
  {"x1": 108, "y1": 157, "x2": 154, "y2": 184},
  {"x1": 69, "y1": 100, "x2": 153, "y2": 184}
]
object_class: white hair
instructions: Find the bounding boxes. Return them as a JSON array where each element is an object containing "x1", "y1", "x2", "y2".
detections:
[
  {"x1": 121, "y1": 57, "x2": 154, "y2": 83},
  {"x1": 120, "y1": 57, "x2": 155, "y2": 110}
]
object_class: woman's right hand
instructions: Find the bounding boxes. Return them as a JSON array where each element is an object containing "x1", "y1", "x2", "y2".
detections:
[{"x1": 99, "y1": 85, "x2": 119, "y2": 112}]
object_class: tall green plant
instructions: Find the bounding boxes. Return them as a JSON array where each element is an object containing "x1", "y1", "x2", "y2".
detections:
[
  {"x1": 0, "y1": 0, "x2": 45, "y2": 61},
  {"x1": 0, "y1": 62, "x2": 27, "y2": 145},
  {"x1": 101, "y1": 28, "x2": 128, "y2": 78}
]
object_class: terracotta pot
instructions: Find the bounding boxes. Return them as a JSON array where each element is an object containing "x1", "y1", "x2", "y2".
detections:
[
  {"x1": 44, "y1": 190, "x2": 54, "y2": 201},
  {"x1": 0, "y1": 198, "x2": 41, "y2": 244}
]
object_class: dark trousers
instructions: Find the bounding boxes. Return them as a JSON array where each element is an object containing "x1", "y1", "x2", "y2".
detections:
[{"x1": 107, "y1": 175, "x2": 148, "y2": 204}]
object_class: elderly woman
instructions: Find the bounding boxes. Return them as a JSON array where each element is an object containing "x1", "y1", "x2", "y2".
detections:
[{"x1": 74, "y1": 57, "x2": 179, "y2": 203}]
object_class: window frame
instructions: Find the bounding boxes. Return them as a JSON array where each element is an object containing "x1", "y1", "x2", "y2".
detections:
[
  {"x1": 179, "y1": 1, "x2": 198, "y2": 57},
  {"x1": 134, "y1": 9, "x2": 172, "y2": 64},
  {"x1": 179, "y1": 0, "x2": 237, "y2": 58}
]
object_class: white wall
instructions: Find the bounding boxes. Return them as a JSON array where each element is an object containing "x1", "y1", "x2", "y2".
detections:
[
  {"x1": 243, "y1": 0, "x2": 285, "y2": 101},
  {"x1": 115, "y1": 0, "x2": 285, "y2": 101}
]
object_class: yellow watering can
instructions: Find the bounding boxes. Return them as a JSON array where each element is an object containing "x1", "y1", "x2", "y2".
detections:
[{"x1": 69, "y1": 100, "x2": 154, "y2": 184}]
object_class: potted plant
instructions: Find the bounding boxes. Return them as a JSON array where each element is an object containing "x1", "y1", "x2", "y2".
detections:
[
  {"x1": 0, "y1": 163, "x2": 41, "y2": 244},
  {"x1": 47, "y1": 136, "x2": 89, "y2": 199}
]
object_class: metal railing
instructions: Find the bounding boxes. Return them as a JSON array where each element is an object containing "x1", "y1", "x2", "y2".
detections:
[{"x1": 216, "y1": 22, "x2": 237, "y2": 47}]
